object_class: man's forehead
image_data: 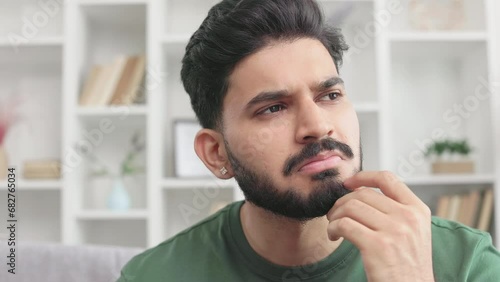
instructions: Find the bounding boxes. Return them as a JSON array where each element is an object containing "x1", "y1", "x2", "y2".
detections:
[{"x1": 225, "y1": 38, "x2": 338, "y2": 107}]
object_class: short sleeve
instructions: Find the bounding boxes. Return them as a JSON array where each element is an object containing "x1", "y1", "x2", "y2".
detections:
[{"x1": 466, "y1": 233, "x2": 500, "y2": 281}]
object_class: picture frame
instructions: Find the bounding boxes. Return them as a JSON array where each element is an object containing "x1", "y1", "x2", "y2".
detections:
[{"x1": 173, "y1": 119, "x2": 213, "y2": 177}]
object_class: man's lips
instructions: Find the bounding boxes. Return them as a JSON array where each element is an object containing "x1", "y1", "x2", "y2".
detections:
[{"x1": 297, "y1": 152, "x2": 344, "y2": 174}]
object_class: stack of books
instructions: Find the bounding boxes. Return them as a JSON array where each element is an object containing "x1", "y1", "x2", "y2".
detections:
[
  {"x1": 79, "y1": 55, "x2": 146, "y2": 106},
  {"x1": 435, "y1": 188, "x2": 494, "y2": 231},
  {"x1": 23, "y1": 160, "x2": 61, "y2": 179}
]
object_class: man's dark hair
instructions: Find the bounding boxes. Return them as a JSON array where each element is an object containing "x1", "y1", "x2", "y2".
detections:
[{"x1": 181, "y1": 0, "x2": 349, "y2": 130}]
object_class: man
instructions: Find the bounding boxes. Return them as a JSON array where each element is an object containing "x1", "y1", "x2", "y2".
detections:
[{"x1": 118, "y1": 0, "x2": 500, "y2": 281}]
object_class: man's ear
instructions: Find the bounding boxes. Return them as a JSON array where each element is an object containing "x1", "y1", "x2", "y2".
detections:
[{"x1": 194, "y1": 129, "x2": 233, "y2": 179}]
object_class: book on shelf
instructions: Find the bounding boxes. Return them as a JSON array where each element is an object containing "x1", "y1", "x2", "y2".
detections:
[
  {"x1": 78, "y1": 54, "x2": 146, "y2": 107},
  {"x1": 93, "y1": 56, "x2": 128, "y2": 106},
  {"x1": 435, "y1": 195, "x2": 450, "y2": 218},
  {"x1": 447, "y1": 194, "x2": 461, "y2": 222},
  {"x1": 477, "y1": 189, "x2": 494, "y2": 231},
  {"x1": 463, "y1": 190, "x2": 480, "y2": 227},
  {"x1": 434, "y1": 188, "x2": 494, "y2": 231},
  {"x1": 110, "y1": 55, "x2": 146, "y2": 105},
  {"x1": 79, "y1": 65, "x2": 103, "y2": 106},
  {"x1": 22, "y1": 160, "x2": 61, "y2": 180}
]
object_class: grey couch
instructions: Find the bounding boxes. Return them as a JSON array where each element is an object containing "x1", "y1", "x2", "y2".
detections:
[{"x1": 0, "y1": 240, "x2": 143, "y2": 282}]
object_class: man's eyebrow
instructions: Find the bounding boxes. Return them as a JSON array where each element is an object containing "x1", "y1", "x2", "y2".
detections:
[
  {"x1": 245, "y1": 90, "x2": 290, "y2": 111},
  {"x1": 244, "y1": 77, "x2": 344, "y2": 111},
  {"x1": 314, "y1": 76, "x2": 345, "y2": 92}
]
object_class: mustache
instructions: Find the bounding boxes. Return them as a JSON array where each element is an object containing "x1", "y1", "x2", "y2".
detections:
[{"x1": 282, "y1": 138, "x2": 354, "y2": 177}]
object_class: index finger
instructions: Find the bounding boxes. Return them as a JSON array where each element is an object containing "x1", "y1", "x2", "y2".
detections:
[{"x1": 343, "y1": 171, "x2": 419, "y2": 205}]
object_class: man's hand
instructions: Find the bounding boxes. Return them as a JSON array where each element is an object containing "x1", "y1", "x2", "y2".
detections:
[{"x1": 326, "y1": 171, "x2": 434, "y2": 282}]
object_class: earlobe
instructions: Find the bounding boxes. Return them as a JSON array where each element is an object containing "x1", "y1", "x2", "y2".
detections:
[{"x1": 194, "y1": 129, "x2": 233, "y2": 179}]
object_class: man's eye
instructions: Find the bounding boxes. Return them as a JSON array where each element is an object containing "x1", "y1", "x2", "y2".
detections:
[
  {"x1": 262, "y1": 104, "x2": 285, "y2": 114},
  {"x1": 320, "y1": 92, "x2": 342, "y2": 101}
]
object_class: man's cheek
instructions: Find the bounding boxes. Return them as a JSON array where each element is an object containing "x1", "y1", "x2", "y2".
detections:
[{"x1": 237, "y1": 141, "x2": 258, "y2": 162}]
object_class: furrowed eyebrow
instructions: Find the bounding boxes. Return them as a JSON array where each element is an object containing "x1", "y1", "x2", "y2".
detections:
[
  {"x1": 244, "y1": 90, "x2": 290, "y2": 111},
  {"x1": 314, "y1": 76, "x2": 344, "y2": 92},
  {"x1": 244, "y1": 77, "x2": 344, "y2": 111}
]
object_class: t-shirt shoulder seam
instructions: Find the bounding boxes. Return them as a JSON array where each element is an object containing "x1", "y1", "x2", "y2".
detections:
[
  {"x1": 431, "y1": 217, "x2": 488, "y2": 236},
  {"x1": 472, "y1": 232, "x2": 488, "y2": 254}
]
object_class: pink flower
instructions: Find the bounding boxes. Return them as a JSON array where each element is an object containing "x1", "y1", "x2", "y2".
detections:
[
  {"x1": 0, "y1": 95, "x2": 23, "y2": 145},
  {"x1": 0, "y1": 122, "x2": 7, "y2": 145}
]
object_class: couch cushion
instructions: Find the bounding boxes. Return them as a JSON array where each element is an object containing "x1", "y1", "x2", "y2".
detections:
[{"x1": 0, "y1": 240, "x2": 143, "y2": 282}]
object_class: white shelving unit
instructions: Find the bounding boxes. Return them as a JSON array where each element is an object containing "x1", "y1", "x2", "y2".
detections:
[
  {"x1": 76, "y1": 105, "x2": 149, "y2": 116},
  {"x1": 0, "y1": 180, "x2": 62, "y2": 191},
  {"x1": 403, "y1": 174, "x2": 496, "y2": 186},
  {"x1": 0, "y1": 37, "x2": 65, "y2": 47},
  {"x1": 0, "y1": 0, "x2": 498, "y2": 249},
  {"x1": 75, "y1": 209, "x2": 149, "y2": 220}
]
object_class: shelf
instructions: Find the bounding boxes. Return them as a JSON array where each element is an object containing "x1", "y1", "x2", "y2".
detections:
[
  {"x1": 21, "y1": 180, "x2": 63, "y2": 190},
  {"x1": 319, "y1": 0, "x2": 373, "y2": 2},
  {"x1": 0, "y1": 180, "x2": 62, "y2": 191},
  {"x1": 77, "y1": 105, "x2": 148, "y2": 117},
  {"x1": 75, "y1": 209, "x2": 148, "y2": 220},
  {"x1": 162, "y1": 178, "x2": 237, "y2": 190},
  {"x1": 403, "y1": 174, "x2": 496, "y2": 186},
  {"x1": 391, "y1": 38, "x2": 487, "y2": 59},
  {"x1": 0, "y1": 44, "x2": 62, "y2": 66},
  {"x1": 0, "y1": 36, "x2": 64, "y2": 48},
  {"x1": 78, "y1": 0, "x2": 148, "y2": 6},
  {"x1": 388, "y1": 32, "x2": 488, "y2": 42}
]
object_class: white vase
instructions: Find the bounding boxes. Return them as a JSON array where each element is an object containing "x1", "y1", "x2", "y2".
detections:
[
  {"x1": 107, "y1": 176, "x2": 131, "y2": 211},
  {"x1": 0, "y1": 144, "x2": 7, "y2": 180}
]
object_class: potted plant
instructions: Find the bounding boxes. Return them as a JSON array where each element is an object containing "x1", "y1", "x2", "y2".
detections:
[{"x1": 425, "y1": 139, "x2": 474, "y2": 174}]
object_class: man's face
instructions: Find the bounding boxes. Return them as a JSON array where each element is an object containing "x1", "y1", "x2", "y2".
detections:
[{"x1": 222, "y1": 38, "x2": 362, "y2": 220}]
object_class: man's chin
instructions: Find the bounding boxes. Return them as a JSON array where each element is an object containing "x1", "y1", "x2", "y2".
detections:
[
  {"x1": 253, "y1": 202, "x2": 329, "y2": 222},
  {"x1": 311, "y1": 168, "x2": 341, "y2": 181},
  {"x1": 249, "y1": 182, "x2": 350, "y2": 221},
  {"x1": 248, "y1": 200, "x2": 323, "y2": 222}
]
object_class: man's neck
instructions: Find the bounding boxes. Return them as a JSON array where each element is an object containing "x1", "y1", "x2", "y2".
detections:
[{"x1": 239, "y1": 201, "x2": 343, "y2": 267}]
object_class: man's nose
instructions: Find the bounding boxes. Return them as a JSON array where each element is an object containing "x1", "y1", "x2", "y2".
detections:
[{"x1": 294, "y1": 98, "x2": 334, "y2": 144}]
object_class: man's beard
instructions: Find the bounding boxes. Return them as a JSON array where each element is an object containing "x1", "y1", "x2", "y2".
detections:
[{"x1": 225, "y1": 138, "x2": 362, "y2": 221}]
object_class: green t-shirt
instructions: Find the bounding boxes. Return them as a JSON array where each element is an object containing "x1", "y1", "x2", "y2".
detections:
[{"x1": 118, "y1": 201, "x2": 500, "y2": 281}]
